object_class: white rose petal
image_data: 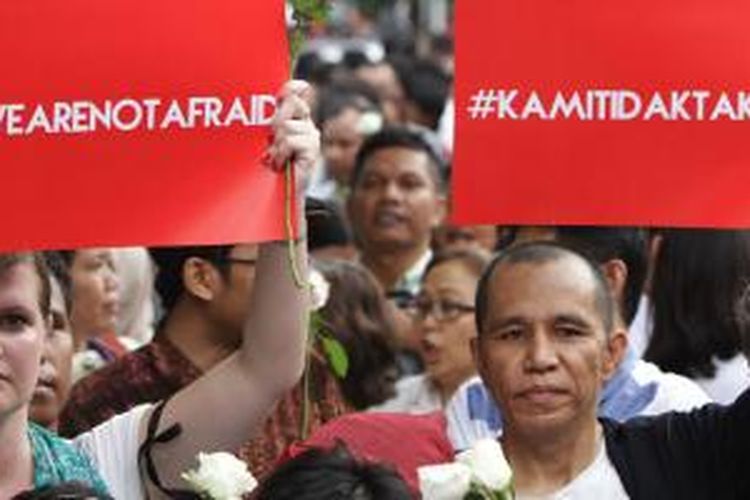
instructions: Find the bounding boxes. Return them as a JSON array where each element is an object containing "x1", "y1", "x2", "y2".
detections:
[
  {"x1": 308, "y1": 268, "x2": 331, "y2": 311},
  {"x1": 356, "y1": 111, "x2": 384, "y2": 136},
  {"x1": 182, "y1": 452, "x2": 257, "y2": 500},
  {"x1": 418, "y1": 462, "x2": 472, "y2": 500},
  {"x1": 457, "y1": 439, "x2": 513, "y2": 491}
]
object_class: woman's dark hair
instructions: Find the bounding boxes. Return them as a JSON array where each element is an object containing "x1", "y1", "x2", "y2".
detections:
[
  {"x1": 737, "y1": 285, "x2": 750, "y2": 358},
  {"x1": 12, "y1": 481, "x2": 113, "y2": 499},
  {"x1": 43, "y1": 251, "x2": 73, "y2": 311},
  {"x1": 256, "y1": 443, "x2": 413, "y2": 500},
  {"x1": 424, "y1": 248, "x2": 492, "y2": 282},
  {"x1": 645, "y1": 229, "x2": 750, "y2": 378},
  {"x1": 315, "y1": 260, "x2": 399, "y2": 409}
]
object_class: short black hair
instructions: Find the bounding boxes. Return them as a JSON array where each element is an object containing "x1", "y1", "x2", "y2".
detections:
[
  {"x1": 475, "y1": 241, "x2": 615, "y2": 336},
  {"x1": 501, "y1": 227, "x2": 647, "y2": 326},
  {"x1": 315, "y1": 79, "x2": 382, "y2": 126},
  {"x1": 350, "y1": 126, "x2": 447, "y2": 192},
  {"x1": 148, "y1": 245, "x2": 233, "y2": 315},
  {"x1": 395, "y1": 57, "x2": 451, "y2": 129},
  {"x1": 255, "y1": 443, "x2": 412, "y2": 500}
]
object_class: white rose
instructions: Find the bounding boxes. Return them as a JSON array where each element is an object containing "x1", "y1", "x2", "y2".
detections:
[
  {"x1": 418, "y1": 462, "x2": 472, "y2": 500},
  {"x1": 182, "y1": 452, "x2": 257, "y2": 500},
  {"x1": 456, "y1": 438, "x2": 513, "y2": 491},
  {"x1": 308, "y1": 268, "x2": 330, "y2": 311},
  {"x1": 356, "y1": 111, "x2": 384, "y2": 136},
  {"x1": 71, "y1": 350, "x2": 107, "y2": 383}
]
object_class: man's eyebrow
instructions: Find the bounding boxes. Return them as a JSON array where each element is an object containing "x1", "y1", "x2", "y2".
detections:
[
  {"x1": 484, "y1": 315, "x2": 526, "y2": 331},
  {"x1": 554, "y1": 313, "x2": 593, "y2": 329}
]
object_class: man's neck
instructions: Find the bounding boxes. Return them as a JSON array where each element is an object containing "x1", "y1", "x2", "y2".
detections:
[
  {"x1": 361, "y1": 243, "x2": 430, "y2": 292},
  {"x1": 503, "y1": 419, "x2": 602, "y2": 496},
  {"x1": 161, "y1": 302, "x2": 237, "y2": 372},
  {"x1": 0, "y1": 410, "x2": 34, "y2": 498}
]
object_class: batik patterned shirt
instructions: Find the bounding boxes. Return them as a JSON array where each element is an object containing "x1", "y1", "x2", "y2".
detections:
[{"x1": 59, "y1": 334, "x2": 349, "y2": 478}]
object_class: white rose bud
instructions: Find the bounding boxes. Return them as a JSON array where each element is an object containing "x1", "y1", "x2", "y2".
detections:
[
  {"x1": 308, "y1": 268, "x2": 331, "y2": 311},
  {"x1": 418, "y1": 462, "x2": 472, "y2": 500},
  {"x1": 182, "y1": 452, "x2": 257, "y2": 500},
  {"x1": 457, "y1": 438, "x2": 513, "y2": 491},
  {"x1": 356, "y1": 111, "x2": 384, "y2": 136}
]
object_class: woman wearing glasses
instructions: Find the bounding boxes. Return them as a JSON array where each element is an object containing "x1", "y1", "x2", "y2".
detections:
[{"x1": 370, "y1": 249, "x2": 490, "y2": 413}]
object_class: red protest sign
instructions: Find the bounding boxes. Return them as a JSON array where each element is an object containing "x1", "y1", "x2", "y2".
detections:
[
  {"x1": 0, "y1": 0, "x2": 289, "y2": 251},
  {"x1": 453, "y1": 0, "x2": 750, "y2": 228}
]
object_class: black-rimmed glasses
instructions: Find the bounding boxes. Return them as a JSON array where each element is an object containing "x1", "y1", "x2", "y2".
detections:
[{"x1": 408, "y1": 297, "x2": 475, "y2": 323}]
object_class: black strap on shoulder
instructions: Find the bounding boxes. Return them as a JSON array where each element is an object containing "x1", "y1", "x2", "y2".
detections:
[{"x1": 137, "y1": 400, "x2": 200, "y2": 499}]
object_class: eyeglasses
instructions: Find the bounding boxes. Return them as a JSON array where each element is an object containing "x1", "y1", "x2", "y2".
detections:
[{"x1": 408, "y1": 297, "x2": 475, "y2": 323}]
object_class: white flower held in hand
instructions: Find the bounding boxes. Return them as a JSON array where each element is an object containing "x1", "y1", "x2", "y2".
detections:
[
  {"x1": 182, "y1": 452, "x2": 257, "y2": 500},
  {"x1": 308, "y1": 268, "x2": 331, "y2": 311},
  {"x1": 456, "y1": 438, "x2": 513, "y2": 491},
  {"x1": 418, "y1": 462, "x2": 473, "y2": 500}
]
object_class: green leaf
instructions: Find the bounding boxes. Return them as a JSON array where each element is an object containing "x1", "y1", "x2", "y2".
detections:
[
  {"x1": 288, "y1": 0, "x2": 331, "y2": 60},
  {"x1": 319, "y1": 334, "x2": 349, "y2": 379}
]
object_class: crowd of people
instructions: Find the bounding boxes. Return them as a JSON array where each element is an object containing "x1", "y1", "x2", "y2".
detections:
[{"x1": 1, "y1": 1, "x2": 749, "y2": 499}]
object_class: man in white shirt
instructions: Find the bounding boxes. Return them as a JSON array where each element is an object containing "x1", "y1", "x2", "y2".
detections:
[
  {"x1": 473, "y1": 241, "x2": 630, "y2": 498},
  {"x1": 347, "y1": 127, "x2": 446, "y2": 369},
  {"x1": 446, "y1": 227, "x2": 710, "y2": 450}
]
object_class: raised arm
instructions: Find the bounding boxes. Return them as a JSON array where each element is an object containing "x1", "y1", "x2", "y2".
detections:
[{"x1": 141, "y1": 81, "x2": 319, "y2": 492}]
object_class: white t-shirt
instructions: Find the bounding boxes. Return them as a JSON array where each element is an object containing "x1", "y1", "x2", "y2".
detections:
[
  {"x1": 694, "y1": 355, "x2": 750, "y2": 405},
  {"x1": 72, "y1": 404, "x2": 151, "y2": 500},
  {"x1": 516, "y1": 441, "x2": 629, "y2": 500},
  {"x1": 369, "y1": 374, "x2": 443, "y2": 414},
  {"x1": 631, "y1": 359, "x2": 712, "y2": 415}
]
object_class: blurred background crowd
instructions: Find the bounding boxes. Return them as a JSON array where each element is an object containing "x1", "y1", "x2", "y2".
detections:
[{"x1": 23, "y1": 0, "x2": 750, "y2": 496}]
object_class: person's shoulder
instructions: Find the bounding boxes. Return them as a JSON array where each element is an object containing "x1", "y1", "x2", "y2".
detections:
[
  {"x1": 632, "y1": 359, "x2": 712, "y2": 413},
  {"x1": 369, "y1": 375, "x2": 439, "y2": 413},
  {"x1": 59, "y1": 343, "x2": 165, "y2": 437}
]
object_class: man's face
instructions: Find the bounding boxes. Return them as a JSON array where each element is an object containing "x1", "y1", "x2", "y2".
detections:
[
  {"x1": 348, "y1": 146, "x2": 445, "y2": 255},
  {"x1": 475, "y1": 257, "x2": 622, "y2": 439}
]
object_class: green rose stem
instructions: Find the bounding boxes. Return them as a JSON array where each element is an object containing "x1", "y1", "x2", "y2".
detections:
[{"x1": 285, "y1": 0, "x2": 330, "y2": 440}]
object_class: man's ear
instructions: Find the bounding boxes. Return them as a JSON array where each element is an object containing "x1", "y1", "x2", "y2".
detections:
[
  {"x1": 182, "y1": 257, "x2": 221, "y2": 302},
  {"x1": 602, "y1": 328, "x2": 628, "y2": 382},
  {"x1": 600, "y1": 259, "x2": 628, "y2": 307}
]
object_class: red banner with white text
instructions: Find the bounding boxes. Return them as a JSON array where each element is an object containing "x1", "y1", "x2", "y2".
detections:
[
  {"x1": 0, "y1": 0, "x2": 289, "y2": 250},
  {"x1": 453, "y1": 0, "x2": 750, "y2": 228}
]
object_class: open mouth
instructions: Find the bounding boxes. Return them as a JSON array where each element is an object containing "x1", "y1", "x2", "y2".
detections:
[{"x1": 373, "y1": 210, "x2": 408, "y2": 228}]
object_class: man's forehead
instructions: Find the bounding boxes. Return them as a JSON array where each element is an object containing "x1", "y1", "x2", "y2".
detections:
[
  {"x1": 363, "y1": 146, "x2": 430, "y2": 172},
  {"x1": 487, "y1": 257, "x2": 600, "y2": 314}
]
